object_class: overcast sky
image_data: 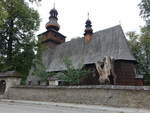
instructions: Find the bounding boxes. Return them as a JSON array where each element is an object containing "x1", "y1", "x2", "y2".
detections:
[{"x1": 33, "y1": 0, "x2": 145, "y2": 41}]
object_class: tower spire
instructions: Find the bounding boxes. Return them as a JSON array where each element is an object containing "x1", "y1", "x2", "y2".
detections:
[
  {"x1": 84, "y1": 13, "x2": 93, "y2": 42},
  {"x1": 84, "y1": 13, "x2": 93, "y2": 36},
  {"x1": 45, "y1": 4, "x2": 60, "y2": 31}
]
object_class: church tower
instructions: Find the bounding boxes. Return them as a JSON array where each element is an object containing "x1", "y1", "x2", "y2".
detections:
[
  {"x1": 84, "y1": 13, "x2": 93, "y2": 42},
  {"x1": 38, "y1": 5, "x2": 66, "y2": 48}
]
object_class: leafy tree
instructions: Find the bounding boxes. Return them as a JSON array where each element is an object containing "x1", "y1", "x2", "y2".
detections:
[
  {"x1": 32, "y1": 42, "x2": 51, "y2": 82},
  {"x1": 58, "y1": 57, "x2": 90, "y2": 85},
  {"x1": 140, "y1": 26, "x2": 150, "y2": 74},
  {"x1": 126, "y1": 32, "x2": 143, "y2": 73},
  {"x1": 139, "y1": 0, "x2": 150, "y2": 23},
  {"x1": 127, "y1": 26, "x2": 150, "y2": 75},
  {"x1": 0, "y1": 1, "x2": 8, "y2": 27},
  {"x1": 126, "y1": 32, "x2": 140, "y2": 58},
  {"x1": 139, "y1": 0, "x2": 150, "y2": 84},
  {"x1": 0, "y1": 0, "x2": 40, "y2": 83},
  {"x1": 32, "y1": 59, "x2": 50, "y2": 82}
]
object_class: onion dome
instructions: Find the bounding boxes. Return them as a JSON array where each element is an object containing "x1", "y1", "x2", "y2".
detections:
[
  {"x1": 84, "y1": 13, "x2": 93, "y2": 35},
  {"x1": 45, "y1": 5, "x2": 60, "y2": 31}
]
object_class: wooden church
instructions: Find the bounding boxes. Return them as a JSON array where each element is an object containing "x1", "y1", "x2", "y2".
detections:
[{"x1": 27, "y1": 6, "x2": 143, "y2": 86}]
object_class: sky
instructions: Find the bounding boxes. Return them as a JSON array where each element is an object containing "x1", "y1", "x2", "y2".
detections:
[{"x1": 32, "y1": 0, "x2": 145, "y2": 41}]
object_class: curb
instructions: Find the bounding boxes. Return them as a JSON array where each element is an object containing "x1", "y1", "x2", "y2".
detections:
[{"x1": 0, "y1": 99, "x2": 150, "y2": 113}]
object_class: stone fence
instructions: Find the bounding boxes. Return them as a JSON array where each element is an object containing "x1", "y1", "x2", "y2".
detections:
[{"x1": 4, "y1": 85, "x2": 150, "y2": 109}]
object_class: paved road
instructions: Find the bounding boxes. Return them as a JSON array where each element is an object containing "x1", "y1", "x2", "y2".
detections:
[{"x1": 0, "y1": 101, "x2": 149, "y2": 113}]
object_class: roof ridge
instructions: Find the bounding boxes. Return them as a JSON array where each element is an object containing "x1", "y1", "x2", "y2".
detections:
[{"x1": 94, "y1": 25, "x2": 121, "y2": 34}]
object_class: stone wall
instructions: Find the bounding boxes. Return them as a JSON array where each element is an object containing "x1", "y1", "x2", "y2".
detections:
[
  {"x1": 4, "y1": 85, "x2": 150, "y2": 109},
  {"x1": 0, "y1": 77, "x2": 21, "y2": 93}
]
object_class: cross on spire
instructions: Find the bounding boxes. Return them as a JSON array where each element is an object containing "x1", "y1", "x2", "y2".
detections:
[
  {"x1": 53, "y1": 2, "x2": 55, "y2": 9},
  {"x1": 88, "y1": 12, "x2": 89, "y2": 20}
]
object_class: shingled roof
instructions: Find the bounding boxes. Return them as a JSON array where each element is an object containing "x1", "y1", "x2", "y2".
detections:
[{"x1": 43, "y1": 25, "x2": 136, "y2": 72}]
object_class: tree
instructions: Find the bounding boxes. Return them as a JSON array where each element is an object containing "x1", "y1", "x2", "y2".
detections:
[
  {"x1": 139, "y1": 0, "x2": 150, "y2": 23},
  {"x1": 140, "y1": 26, "x2": 150, "y2": 74},
  {"x1": 126, "y1": 32, "x2": 140, "y2": 58},
  {"x1": 0, "y1": 0, "x2": 40, "y2": 83},
  {"x1": 32, "y1": 42, "x2": 50, "y2": 82},
  {"x1": 139, "y1": 0, "x2": 150, "y2": 75},
  {"x1": 0, "y1": 1, "x2": 7, "y2": 27},
  {"x1": 58, "y1": 57, "x2": 90, "y2": 85},
  {"x1": 127, "y1": 26, "x2": 150, "y2": 75}
]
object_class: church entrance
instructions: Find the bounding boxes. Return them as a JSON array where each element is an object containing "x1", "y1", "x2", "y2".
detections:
[{"x1": 0, "y1": 80, "x2": 6, "y2": 95}]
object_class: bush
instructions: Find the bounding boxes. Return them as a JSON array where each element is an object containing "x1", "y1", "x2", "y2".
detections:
[{"x1": 58, "y1": 57, "x2": 90, "y2": 85}]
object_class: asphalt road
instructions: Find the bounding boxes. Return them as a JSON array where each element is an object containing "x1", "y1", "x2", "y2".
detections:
[
  {"x1": 0, "y1": 101, "x2": 149, "y2": 113},
  {"x1": 0, "y1": 101, "x2": 112, "y2": 113}
]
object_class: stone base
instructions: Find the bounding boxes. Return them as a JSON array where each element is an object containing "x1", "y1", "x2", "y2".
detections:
[{"x1": 4, "y1": 85, "x2": 150, "y2": 109}]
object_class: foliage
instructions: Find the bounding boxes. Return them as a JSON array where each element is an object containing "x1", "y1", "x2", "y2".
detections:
[
  {"x1": 127, "y1": 25, "x2": 150, "y2": 75},
  {"x1": 0, "y1": 1, "x2": 8, "y2": 27},
  {"x1": 32, "y1": 59, "x2": 50, "y2": 82},
  {"x1": 139, "y1": 0, "x2": 150, "y2": 23},
  {"x1": 138, "y1": 0, "x2": 150, "y2": 84},
  {"x1": 0, "y1": 0, "x2": 40, "y2": 83},
  {"x1": 29, "y1": 0, "x2": 42, "y2": 3},
  {"x1": 140, "y1": 26, "x2": 150, "y2": 74},
  {"x1": 32, "y1": 42, "x2": 52, "y2": 82},
  {"x1": 58, "y1": 57, "x2": 90, "y2": 85}
]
